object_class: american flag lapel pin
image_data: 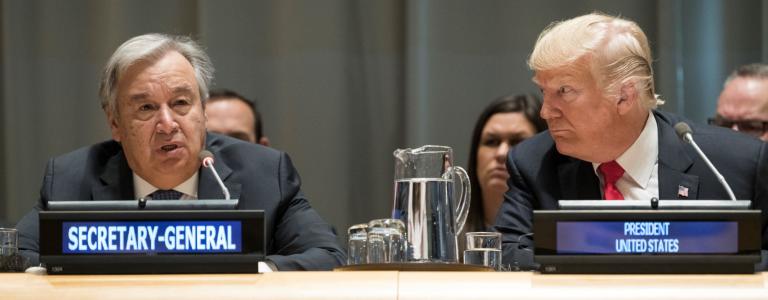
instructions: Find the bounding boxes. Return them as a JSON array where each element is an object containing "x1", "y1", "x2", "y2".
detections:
[{"x1": 677, "y1": 185, "x2": 689, "y2": 198}]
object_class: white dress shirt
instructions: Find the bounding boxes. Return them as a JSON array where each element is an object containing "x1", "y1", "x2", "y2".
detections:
[
  {"x1": 132, "y1": 172, "x2": 278, "y2": 271},
  {"x1": 592, "y1": 112, "x2": 660, "y2": 200},
  {"x1": 133, "y1": 172, "x2": 199, "y2": 200}
]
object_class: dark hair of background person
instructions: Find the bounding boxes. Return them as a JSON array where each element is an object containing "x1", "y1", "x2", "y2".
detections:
[
  {"x1": 725, "y1": 63, "x2": 768, "y2": 83},
  {"x1": 207, "y1": 88, "x2": 264, "y2": 141},
  {"x1": 466, "y1": 94, "x2": 547, "y2": 232}
]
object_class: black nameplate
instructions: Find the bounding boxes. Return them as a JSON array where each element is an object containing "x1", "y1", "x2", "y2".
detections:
[
  {"x1": 39, "y1": 210, "x2": 264, "y2": 274},
  {"x1": 534, "y1": 210, "x2": 761, "y2": 274}
]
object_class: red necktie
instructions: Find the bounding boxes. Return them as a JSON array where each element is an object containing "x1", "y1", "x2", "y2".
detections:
[{"x1": 598, "y1": 161, "x2": 624, "y2": 200}]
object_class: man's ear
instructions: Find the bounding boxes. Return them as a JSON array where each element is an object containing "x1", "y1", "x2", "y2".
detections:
[
  {"x1": 106, "y1": 107, "x2": 122, "y2": 142},
  {"x1": 201, "y1": 99, "x2": 208, "y2": 123},
  {"x1": 617, "y1": 81, "x2": 638, "y2": 116},
  {"x1": 258, "y1": 136, "x2": 271, "y2": 147}
]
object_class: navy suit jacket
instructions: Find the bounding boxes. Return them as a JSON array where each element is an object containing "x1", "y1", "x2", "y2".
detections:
[
  {"x1": 16, "y1": 133, "x2": 345, "y2": 271},
  {"x1": 495, "y1": 110, "x2": 768, "y2": 269}
]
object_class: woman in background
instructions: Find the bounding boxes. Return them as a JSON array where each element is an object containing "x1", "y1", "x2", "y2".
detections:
[{"x1": 464, "y1": 94, "x2": 546, "y2": 235}]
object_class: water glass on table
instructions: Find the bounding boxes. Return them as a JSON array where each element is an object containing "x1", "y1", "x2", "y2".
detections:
[
  {"x1": 366, "y1": 219, "x2": 407, "y2": 264},
  {"x1": 0, "y1": 228, "x2": 17, "y2": 256},
  {"x1": 0, "y1": 228, "x2": 24, "y2": 272},
  {"x1": 347, "y1": 223, "x2": 368, "y2": 265},
  {"x1": 463, "y1": 232, "x2": 502, "y2": 270}
]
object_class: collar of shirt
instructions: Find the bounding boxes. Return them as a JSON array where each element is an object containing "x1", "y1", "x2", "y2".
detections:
[
  {"x1": 133, "y1": 171, "x2": 199, "y2": 200},
  {"x1": 592, "y1": 111, "x2": 658, "y2": 189}
]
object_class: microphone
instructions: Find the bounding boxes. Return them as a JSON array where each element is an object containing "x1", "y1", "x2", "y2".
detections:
[
  {"x1": 674, "y1": 122, "x2": 736, "y2": 201},
  {"x1": 199, "y1": 150, "x2": 231, "y2": 200}
]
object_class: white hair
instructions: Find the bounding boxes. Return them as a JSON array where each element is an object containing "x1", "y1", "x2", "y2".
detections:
[{"x1": 98, "y1": 33, "x2": 214, "y2": 115}]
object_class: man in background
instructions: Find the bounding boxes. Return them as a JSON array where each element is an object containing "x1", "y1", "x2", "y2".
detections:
[
  {"x1": 206, "y1": 89, "x2": 271, "y2": 146},
  {"x1": 713, "y1": 63, "x2": 768, "y2": 141}
]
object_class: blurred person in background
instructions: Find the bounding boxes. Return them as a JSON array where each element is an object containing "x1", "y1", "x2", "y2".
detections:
[
  {"x1": 464, "y1": 94, "x2": 546, "y2": 237},
  {"x1": 713, "y1": 63, "x2": 768, "y2": 141},
  {"x1": 206, "y1": 88, "x2": 271, "y2": 146}
]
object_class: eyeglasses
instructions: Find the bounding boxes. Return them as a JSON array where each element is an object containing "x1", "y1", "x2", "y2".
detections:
[{"x1": 708, "y1": 116, "x2": 768, "y2": 137}]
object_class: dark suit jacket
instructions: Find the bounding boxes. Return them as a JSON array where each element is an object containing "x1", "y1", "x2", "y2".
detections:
[
  {"x1": 15, "y1": 133, "x2": 345, "y2": 271},
  {"x1": 495, "y1": 110, "x2": 768, "y2": 269}
]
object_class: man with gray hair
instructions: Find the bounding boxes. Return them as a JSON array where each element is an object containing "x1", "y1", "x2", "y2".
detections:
[
  {"x1": 495, "y1": 13, "x2": 768, "y2": 270},
  {"x1": 15, "y1": 33, "x2": 345, "y2": 271},
  {"x1": 713, "y1": 63, "x2": 768, "y2": 141}
]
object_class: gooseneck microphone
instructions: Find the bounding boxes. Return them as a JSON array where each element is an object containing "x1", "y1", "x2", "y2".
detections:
[
  {"x1": 674, "y1": 122, "x2": 737, "y2": 201},
  {"x1": 199, "y1": 150, "x2": 231, "y2": 200}
]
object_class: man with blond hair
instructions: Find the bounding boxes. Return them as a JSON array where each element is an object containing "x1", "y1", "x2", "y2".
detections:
[{"x1": 495, "y1": 13, "x2": 768, "y2": 270}]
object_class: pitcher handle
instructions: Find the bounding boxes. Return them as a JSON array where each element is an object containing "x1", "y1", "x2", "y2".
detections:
[{"x1": 447, "y1": 166, "x2": 471, "y2": 234}]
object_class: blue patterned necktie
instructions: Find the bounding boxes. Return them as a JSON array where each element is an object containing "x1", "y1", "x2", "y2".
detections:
[{"x1": 151, "y1": 189, "x2": 183, "y2": 200}]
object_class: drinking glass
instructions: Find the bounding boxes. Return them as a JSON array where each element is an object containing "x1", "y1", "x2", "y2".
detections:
[
  {"x1": 347, "y1": 223, "x2": 368, "y2": 265},
  {"x1": 463, "y1": 232, "x2": 502, "y2": 270},
  {"x1": 0, "y1": 228, "x2": 24, "y2": 272},
  {"x1": 0, "y1": 228, "x2": 17, "y2": 257},
  {"x1": 366, "y1": 219, "x2": 407, "y2": 264}
]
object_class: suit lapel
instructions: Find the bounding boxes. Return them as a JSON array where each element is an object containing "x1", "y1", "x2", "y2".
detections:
[
  {"x1": 92, "y1": 150, "x2": 135, "y2": 200},
  {"x1": 655, "y1": 111, "x2": 699, "y2": 200},
  {"x1": 92, "y1": 135, "x2": 243, "y2": 200},
  {"x1": 198, "y1": 138, "x2": 242, "y2": 200},
  {"x1": 558, "y1": 157, "x2": 601, "y2": 200}
]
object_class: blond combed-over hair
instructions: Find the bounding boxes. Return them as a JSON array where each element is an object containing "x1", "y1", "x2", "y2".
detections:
[{"x1": 528, "y1": 12, "x2": 663, "y2": 109}]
